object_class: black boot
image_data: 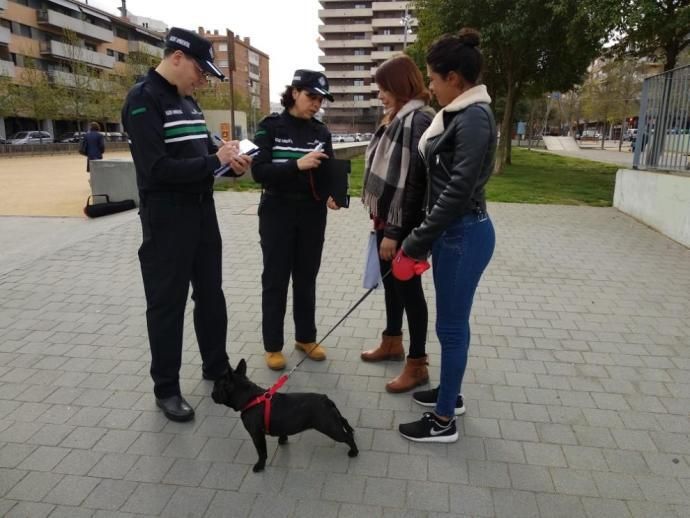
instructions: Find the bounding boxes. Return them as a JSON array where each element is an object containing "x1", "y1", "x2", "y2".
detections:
[{"x1": 156, "y1": 395, "x2": 195, "y2": 422}]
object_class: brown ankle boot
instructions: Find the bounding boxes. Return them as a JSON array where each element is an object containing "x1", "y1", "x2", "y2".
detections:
[
  {"x1": 385, "y1": 356, "x2": 429, "y2": 393},
  {"x1": 361, "y1": 333, "x2": 404, "y2": 362}
]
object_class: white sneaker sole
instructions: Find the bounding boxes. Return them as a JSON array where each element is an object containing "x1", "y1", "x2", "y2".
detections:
[
  {"x1": 413, "y1": 399, "x2": 466, "y2": 416},
  {"x1": 399, "y1": 430, "x2": 459, "y2": 443}
]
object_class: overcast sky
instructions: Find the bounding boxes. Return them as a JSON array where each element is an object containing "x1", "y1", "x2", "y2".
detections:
[{"x1": 90, "y1": 0, "x2": 323, "y2": 101}]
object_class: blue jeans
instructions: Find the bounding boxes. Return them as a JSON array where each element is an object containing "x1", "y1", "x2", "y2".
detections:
[{"x1": 432, "y1": 212, "x2": 495, "y2": 417}]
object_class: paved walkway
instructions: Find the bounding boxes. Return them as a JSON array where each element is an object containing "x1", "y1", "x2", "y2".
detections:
[
  {"x1": 538, "y1": 141, "x2": 635, "y2": 168},
  {"x1": 0, "y1": 194, "x2": 688, "y2": 518}
]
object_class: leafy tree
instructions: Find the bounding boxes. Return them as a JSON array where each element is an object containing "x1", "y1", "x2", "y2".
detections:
[
  {"x1": 412, "y1": 0, "x2": 611, "y2": 173},
  {"x1": 612, "y1": 0, "x2": 690, "y2": 71},
  {"x1": 579, "y1": 57, "x2": 645, "y2": 148},
  {"x1": 13, "y1": 57, "x2": 61, "y2": 131}
]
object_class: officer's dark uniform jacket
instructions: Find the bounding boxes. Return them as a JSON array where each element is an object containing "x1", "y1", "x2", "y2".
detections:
[
  {"x1": 251, "y1": 110, "x2": 334, "y2": 199},
  {"x1": 122, "y1": 69, "x2": 235, "y2": 196}
]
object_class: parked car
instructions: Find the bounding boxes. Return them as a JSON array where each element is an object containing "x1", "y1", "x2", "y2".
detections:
[
  {"x1": 579, "y1": 129, "x2": 601, "y2": 140},
  {"x1": 57, "y1": 131, "x2": 86, "y2": 143},
  {"x1": 333, "y1": 133, "x2": 356, "y2": 143},
  {"x1": 624, "y1": 128, "x2": 638, "y2": 142},
  {"x1": 7, "y1": 131, "x2": 54, "y2": 145}
]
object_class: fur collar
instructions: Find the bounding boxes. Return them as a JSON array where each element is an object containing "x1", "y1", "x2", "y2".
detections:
[{"x1": 419, "y1": 85, "x2": 492, "y2": 152}]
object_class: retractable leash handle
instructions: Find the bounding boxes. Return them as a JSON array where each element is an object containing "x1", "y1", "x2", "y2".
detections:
[{"x1": 289, "y1": 269, "x2": 392, "y2": 374}]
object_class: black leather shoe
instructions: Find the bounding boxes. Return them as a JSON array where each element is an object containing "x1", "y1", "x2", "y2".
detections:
[
  {"x1": 155, "y1": 395, "x2": 195, "y2": 422},
  {"x1": 202, "y1": 368, "x2": 229, "y2": 381}
]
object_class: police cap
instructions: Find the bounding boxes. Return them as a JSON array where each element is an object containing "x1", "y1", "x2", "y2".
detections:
[
  {"x1": 291, "y1": 69, "x2": 334, "y2": 101},
  {"x1": 165, "y1": 27, "x2": 225, "y2": 80}
]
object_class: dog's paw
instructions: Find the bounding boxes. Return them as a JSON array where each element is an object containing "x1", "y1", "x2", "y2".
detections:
[
  {"x1": 252, "y1": 462, "x2": 265, "y2": 472},
  {"x1": 278, "y1": 435, "x2": 288, "y2": 445},
  {"x1": 348, "y1": 448, "x2": 359, "y2": 457}
]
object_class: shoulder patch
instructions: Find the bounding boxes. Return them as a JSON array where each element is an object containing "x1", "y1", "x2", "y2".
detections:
[
  {"x1": 131, "y1": 107, "x2": 147, "y2": 116},
  {"x1": 254, "y1": 129, "x2": 268, "y2": 137}
]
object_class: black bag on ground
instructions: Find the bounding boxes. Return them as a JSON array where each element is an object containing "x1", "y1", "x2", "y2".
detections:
[{"x1": 84, "y1": 194, "x2": 136, "y2": 218}]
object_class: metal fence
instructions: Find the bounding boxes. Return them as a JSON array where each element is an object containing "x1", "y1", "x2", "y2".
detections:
[{"x1": 633, "y1": 64, "x2": 690, "y2": 173}]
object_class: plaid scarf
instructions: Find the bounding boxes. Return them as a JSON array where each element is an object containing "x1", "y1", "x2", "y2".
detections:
[{"x1": 362, "y1": 99, "x2": 427, "y2": 226}]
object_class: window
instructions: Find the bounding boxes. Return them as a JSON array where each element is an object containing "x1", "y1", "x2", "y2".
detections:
[
  {"x1": 106, "y1": 49, "x2": 114, "y2": 56},
  {"x1": 354, "y1": 80, "x2": 363, "y2": 86},
  {"x1": 383, "y1": 29, "x2": 391, "y2": 35},
  {"x1": 354, "y1": 95, "x2": 365, "y2": 101},
  {"x1": 218, "y1": 43, "x2": 227, "y2": 51},
  {"x1": 354, "y1": 65, "x2": 365, "y2": 71},
  {"x1": 217, "y1": 60, "x2": 228, "y2": 67},
  {"x1": 354, "y1": 49, "x2": 365, "y2": 56}
]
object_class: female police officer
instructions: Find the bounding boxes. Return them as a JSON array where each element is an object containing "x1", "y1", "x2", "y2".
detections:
[{"x1": 251, "y1": 70, "x2": 339, "y2": 370}]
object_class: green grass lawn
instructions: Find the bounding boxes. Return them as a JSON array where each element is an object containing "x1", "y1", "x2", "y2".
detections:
[{"x1": 216, "y1": 148, "x2": 617, "y2": 207}]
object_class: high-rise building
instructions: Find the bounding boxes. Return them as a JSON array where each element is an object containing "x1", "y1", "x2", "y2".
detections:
[
  {"x1": 197, "y1": 27, "x2": 270, "y2": 130},
  {"x1": 318, "y1": 0, "x2": 417, "y2": 133}
]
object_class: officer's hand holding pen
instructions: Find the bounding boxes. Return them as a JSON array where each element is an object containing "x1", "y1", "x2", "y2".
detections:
[
  {"x1": 297, "y1": 143, "x2": 328, "y2": 171},
  {"x1": 214, "y1": 136, "x2": 252, "y2": 175}
]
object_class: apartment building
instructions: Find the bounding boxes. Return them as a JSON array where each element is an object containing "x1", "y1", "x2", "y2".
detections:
[
  {"x1": 0, "y1": 0, "x2": 166, "y2": 138},
  {"x1": 196, "y1": 27, "x2": 270, "y2": 130},
  {"x1": 318, "y1": 0, "x2": 417, "y2": 132}
]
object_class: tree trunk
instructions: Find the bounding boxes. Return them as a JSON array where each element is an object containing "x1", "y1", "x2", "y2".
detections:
[{"x1": 494, "y1": 81, "x2": 517, "y2": 175}]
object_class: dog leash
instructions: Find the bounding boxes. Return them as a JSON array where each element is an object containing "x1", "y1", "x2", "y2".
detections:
[
  {"x1": 241, "y1": 270, "x2": 392, "y2": 431},
  {"x1": 288, "y1": 269, "x2": 392, "y2": 375}
]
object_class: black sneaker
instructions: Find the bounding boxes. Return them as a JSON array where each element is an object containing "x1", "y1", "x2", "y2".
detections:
[
  {"x1": 412, "y1": 387, "x2": 465, "y2": 416},
  {"x1": 399, "y1": 412, "x2": 458, "y2": 443}
]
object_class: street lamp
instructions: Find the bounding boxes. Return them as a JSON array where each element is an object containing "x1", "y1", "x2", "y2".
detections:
[{"x1": 400, "y1": 4, "x2": 413, "y2": 50}]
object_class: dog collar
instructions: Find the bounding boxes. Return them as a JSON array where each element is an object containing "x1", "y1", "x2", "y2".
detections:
[{"x1": 240, "y1": 374, "x2": 288, "y2": 434}]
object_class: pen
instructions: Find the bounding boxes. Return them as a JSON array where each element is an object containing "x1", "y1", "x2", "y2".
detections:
[{"x1": 213, "y1": 134, "x2": 225, "y2": 144}]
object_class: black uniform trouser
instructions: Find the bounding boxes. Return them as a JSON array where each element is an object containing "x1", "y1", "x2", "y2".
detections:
[
  {"x1": 258, "y1": 193, "x2": 327, "y2": 351},
  {"x1": 376, "y1": 229, "x2": 428, "y2": 358},
  {"x1": 138, "y1": 194, "x2": 228, "y2": 398}
]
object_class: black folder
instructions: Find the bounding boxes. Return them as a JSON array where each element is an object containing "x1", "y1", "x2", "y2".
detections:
[{"x1": 321, "y1": 158, "x2": 350, "y2": 208}]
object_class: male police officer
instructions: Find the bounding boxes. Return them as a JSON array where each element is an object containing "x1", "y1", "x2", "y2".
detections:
[
  {"x1": 122, "y1": 27, "x2": 252, "y2": 422},
  {"x1": 251, "y1": 69, "x2": 339, "y2": 370}
]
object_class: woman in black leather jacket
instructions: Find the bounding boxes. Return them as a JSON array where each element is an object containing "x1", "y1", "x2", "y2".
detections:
[
  {"x1": 360, "y1": 55, "x2": 434, "y2": 393},
  {"x1": 395, "y1": 29, "x2": 497, "y2": 443}
]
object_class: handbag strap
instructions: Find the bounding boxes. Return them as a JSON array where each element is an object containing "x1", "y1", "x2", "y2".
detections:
[{"x1": 87, "y1": 194, "x2": 110, "y2": 206}]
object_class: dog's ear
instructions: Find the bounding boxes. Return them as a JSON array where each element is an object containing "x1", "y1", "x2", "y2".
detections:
[{"x1": 236, "y1": 358, "x2": 247, "y2": 377}]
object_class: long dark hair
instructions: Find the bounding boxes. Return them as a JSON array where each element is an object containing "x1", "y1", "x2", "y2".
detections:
[{"x1": 426, "y1": 28, "x2": 483, "y2": 84}]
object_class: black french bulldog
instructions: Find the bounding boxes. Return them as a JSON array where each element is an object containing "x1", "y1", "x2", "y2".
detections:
[{"x1": 211, "y1": 359, "x2": 358, "y2": 472}]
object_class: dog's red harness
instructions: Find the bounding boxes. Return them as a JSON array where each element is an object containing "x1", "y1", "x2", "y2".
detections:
[{"x1": 240, "y1": 374, "x2": 288, "y2": 434}]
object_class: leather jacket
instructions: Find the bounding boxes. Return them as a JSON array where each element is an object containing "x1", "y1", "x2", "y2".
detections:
[{"x1": 403, "y1": 101, "x2": 496, "y2": 259}]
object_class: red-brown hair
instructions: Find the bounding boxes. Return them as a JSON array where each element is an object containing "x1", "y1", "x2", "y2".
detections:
[{"x1": 375, "y1": 54, "x2": 430, "y2": 122}]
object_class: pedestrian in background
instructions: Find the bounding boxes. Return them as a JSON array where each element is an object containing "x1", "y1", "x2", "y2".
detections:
[
  {"x1": 396, "y1": 28, "x2": 497, "y2": 443},
  {"x1": 122, "y1": 27, "x2": 252, "y2": 422},
  {"x1": 83, "y1": 121, "x2": 105, "y2": 172},
  {"x1": 360, "y1": 54, "x2": 434, "y2": 393},
  {"x1": 251, "y1": 69, "x2": 340, "y2": 371}
]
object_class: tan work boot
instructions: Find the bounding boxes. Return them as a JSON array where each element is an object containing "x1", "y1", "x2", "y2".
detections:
[
  {"x1": 295, "y1": 341, "x2": 327, "y2": 361},
  {"x1": 385, "y1": 356, "x2": 429, "y2": 393},
  {"x1": 265, "y1": 352, "x2": 286, "y2": 370},
  {"x1": 361, "y1": 333, "x2": 405, "y2": 362}
]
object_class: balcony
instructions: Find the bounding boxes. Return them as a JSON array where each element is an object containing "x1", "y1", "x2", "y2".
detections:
[
  {"x1": 319, "y1": 24, "x2": 372, "y2": 33},
  {"x1": 319, "y1": 39, "x2": 373, "y2": 49},
  {"x1": 47, "y1": 69, "x2": 103, "y2": 89},
  {"x1": 0, "y1": 26, "x2": 10, "y2": 46},
  {"x1": 319, "y1": 8, "x2": 372, "y2": 19},
  {"x1": 330, "y1": 84, "x2": 372, "y2": 94},
  {"x1": 319, "y1": 54, "x2": 371, "y2": 64},
  {"x1": 371, "y1": 49, "x2": 400, "y2": 60},
  {"x1": 0, "y1": 59, "x2": 15, "y2": 78},
  {"x1": 40, "y1": 40, "x2": 116, "y2": 69},
  {"x1": 326, "y1": 69, "x2": 371, "y2": 79},
  {"x1": 127, "y1": 40, "x2": 163, "y2": 58},
  {"x1": 372, "y1": 1, "x2": 409, "y2": 11},
  {"x1": 37, "y1": 9, "x2": 114, "y2": 43},
  {"x1": 372, "y1": 33, "x2": 417, "y2": 44},
  {"x1": 332, "y1": 100, "x2": 372, "y2": 108},
  {"x1": 372, "y1": 17, "x2": 418, "y2": 28}
]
